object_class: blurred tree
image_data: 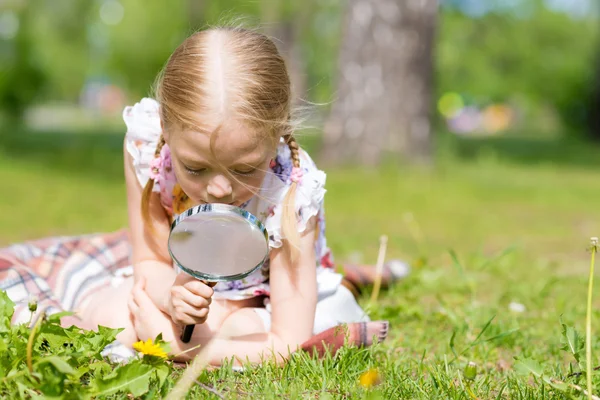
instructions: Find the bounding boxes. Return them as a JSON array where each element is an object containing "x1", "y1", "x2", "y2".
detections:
[
  {"x1": 105, "y1": 1, "x2": 189, "y2": 99},
  {"x1": 261, "y1": 0, "x2": 309, "y2": 105},
  {"x1": 436, "y1": 2, "x2": 598, "y2": 134},
  {"x1": 322, "y1": 0, "x2": 438, "y2": 166},
  {"x1": 30, "y1": 0, "x2": 92, "y2": 101},
  {"x1": 0, "y1": 1, "x2": 47, "y2": 125},
  {"x1": 2, "y1": 0, "x2": 595, "y2": 140}
]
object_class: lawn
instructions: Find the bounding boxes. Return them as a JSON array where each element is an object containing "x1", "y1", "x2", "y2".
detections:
[{"x1": 2, "y1": 127, "x2": 600, "y2": 398}]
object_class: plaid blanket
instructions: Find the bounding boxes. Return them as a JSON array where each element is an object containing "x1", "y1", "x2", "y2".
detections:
[
  {"x1": 0, "y1": 230, "x2": 389, "y2": 361},
  {"x1": 0, "y1": 230, "x2": 131, "y2": 326}
]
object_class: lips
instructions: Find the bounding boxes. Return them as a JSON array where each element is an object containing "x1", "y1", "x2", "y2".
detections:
[{"x1": 199, "y1": 201, "x2": 237, "y2": 206}]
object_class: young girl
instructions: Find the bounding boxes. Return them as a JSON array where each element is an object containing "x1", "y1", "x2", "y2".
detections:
[{"x1": 0, "y1": 27, "x2": 409, "y2": 365}]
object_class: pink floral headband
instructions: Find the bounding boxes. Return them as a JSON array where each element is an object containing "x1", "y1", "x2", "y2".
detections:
[{"x1": 149, "y1": 143, "x2": 172, "y2": 184}]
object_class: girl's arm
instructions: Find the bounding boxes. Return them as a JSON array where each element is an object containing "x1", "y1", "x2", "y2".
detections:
[
  {"x1": 124, "y1": 140, "x2": 176, "y2": 312},
  {"x1": 129, "y1": 216, "x2": 319, "y2": 364},
  {"x1": 207, "y1": 217, "x2": 319, "y2": 364},
  {"x1": 267, "y1": 216, "x2": 318, "y2": 347}
]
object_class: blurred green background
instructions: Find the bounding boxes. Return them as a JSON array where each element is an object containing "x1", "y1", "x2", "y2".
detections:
[
  {"x1": 1, "y1": 0, "x2": 600, "y2": 270},
  {"x1": 5, "y1": 2, "x2": 600, "y2": 394},
  {"x1": 1, "y1": 0, "x2": 598, "y2": 133}
]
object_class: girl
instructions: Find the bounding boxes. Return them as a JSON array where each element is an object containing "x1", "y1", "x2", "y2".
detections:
[{"x1": 0, "y1": 27, "x2": 409, "y2": 365}]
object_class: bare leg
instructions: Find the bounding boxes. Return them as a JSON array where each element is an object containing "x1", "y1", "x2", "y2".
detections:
[
  {"x1": 180, "y1": 307, "x2": 280, "y2": 366},
  {"x1": 182, "y1": 308, "x2": 389, "y2": 366},
  {"x1": 342, "y1": 260, "x2": 410, "y2": 292},
  {"x1": 78, "y1": 277, "x2": 138, "y2": 345},
  {"x1": 59, "y1": 315, "x2": 97, "y2": 331}
]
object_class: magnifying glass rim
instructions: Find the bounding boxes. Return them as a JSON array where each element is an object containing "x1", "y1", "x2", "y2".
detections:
[{"x1": 168, "y1": 203, "x2": 270, "y2": 282}]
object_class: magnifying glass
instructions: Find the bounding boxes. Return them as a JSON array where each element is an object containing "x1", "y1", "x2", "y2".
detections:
[{"x1": 168, "y1": 203, "x2": 270, "y2": 343}]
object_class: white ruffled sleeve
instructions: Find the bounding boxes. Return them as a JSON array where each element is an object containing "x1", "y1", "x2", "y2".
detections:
[
  {"x1": 261, "y1": 147, "x2": 327, "y2": 249},
  {"x1": 123, "y1": 98, "x2": 163, "y2": 190}
]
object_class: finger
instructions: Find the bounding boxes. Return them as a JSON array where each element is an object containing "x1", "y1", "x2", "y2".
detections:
[
  {"x1": 128, "y1": 295, "x2": 139, "y2": 315},
  {"x1": 131, "y1": 278, "x2": 143, "y2": 304},
  {"x1": 172, "y1": 288, "x2": 212, "y2": 309},
  {"x1": 173, "y1": 311, "x2": 209, "y2": 326},
  {"x1": 171, "y1": 288, "x2": 212, "y2": 309},
  {"x1": 182, "y1": 279, "x2": 214, "y2": 298},
  {"x1": 174, "y1": 300, "x2": 210, "y2": 319},
  {"x1": 132, "y1": 283, "x2": 155, "y2": 310},
  {"x1": 170, "y1": 297, "x2": 210, "y2": 325}
]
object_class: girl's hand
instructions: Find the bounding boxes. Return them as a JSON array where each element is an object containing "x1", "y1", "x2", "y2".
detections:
[
  {"x1": 129, "y1": 277, "x2": 174, "y2": 342},
  {"x1": 165, "y1": 273, "x2": 213, "y2": 326}
]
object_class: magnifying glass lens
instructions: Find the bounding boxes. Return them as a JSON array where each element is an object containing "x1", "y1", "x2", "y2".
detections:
[{"x1": 168, "y1": 205, "x2": 269, "y2": 281}]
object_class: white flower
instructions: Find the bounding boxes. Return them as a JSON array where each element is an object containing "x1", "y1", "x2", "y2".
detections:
[{"x1": 509, "y1": 302, "x2": 526, "y2": 313}]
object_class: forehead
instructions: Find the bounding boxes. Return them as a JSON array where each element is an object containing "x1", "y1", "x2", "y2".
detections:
[{"x1": 171, "y1": 119, "x2": 274, "y2": 163}]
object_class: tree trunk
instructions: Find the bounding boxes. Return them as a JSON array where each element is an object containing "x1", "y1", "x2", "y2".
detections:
[
  {"x1": 261, "y1": 1, "x2": 308, "y2": 107},
  {"x1": 322, "y1": 0, "x2": 438, "y2": 166}
]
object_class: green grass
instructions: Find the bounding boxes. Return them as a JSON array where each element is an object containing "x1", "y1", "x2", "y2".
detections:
[{"x1": 3, "y1": 128, "x2": 600, "y2": 398}]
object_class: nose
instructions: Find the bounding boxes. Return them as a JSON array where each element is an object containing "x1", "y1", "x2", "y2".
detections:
[{"x1": 206, "y1": 174, "x2": 233, "y2": 203}]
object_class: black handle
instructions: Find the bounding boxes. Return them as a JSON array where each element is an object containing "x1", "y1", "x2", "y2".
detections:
[
  {"x1": 181, "y1": 324, "x2": 195, "y2": 343},
  {"x1": 179, "y1": 280, "x2": 216, "y2": 343}
]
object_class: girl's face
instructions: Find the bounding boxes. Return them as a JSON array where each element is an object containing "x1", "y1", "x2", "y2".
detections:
[{"x1": 166, "y1": 119, "x2": 276, "y2": 207}]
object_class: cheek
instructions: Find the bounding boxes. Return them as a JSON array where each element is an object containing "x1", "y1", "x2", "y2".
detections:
[{"x1": 234, "y1": 170, "x2": 268, "y2": 198}]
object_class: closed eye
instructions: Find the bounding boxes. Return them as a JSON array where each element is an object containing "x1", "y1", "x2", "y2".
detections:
[
  {"x1": 232, "y1": 168, "x2": 256, "y2": 176},
  {"x1": 184, "y1": 166, "x2": 207, "y2": 176}
]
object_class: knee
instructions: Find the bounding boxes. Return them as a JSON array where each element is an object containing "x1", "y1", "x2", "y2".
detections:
[{"x1": 220, "y1": 308, "x2": 267, "y2": 337}]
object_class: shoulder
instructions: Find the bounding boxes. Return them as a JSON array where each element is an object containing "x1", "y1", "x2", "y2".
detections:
[
  {"x1": 259, "y1": 139, "x2": 327, "y2": 249},
  {"x1": 123, "y1": 98, "x2": 162, "y2": 141},
  {"x1": 123, "y1": 98, "x2": 163, "y2": 189}
]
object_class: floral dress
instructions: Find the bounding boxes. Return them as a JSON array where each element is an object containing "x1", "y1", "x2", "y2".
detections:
[
  {"x1": 0, "y1": 97, "x2": 369, "y2": 341},
  {"x1": 123, "y1": 98, "x2": 342, "y2": 302}
]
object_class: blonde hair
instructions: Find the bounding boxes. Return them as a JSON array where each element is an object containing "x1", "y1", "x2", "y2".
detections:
[{"x1": 141, "y1": 27, "x2": 302, "y2": 258}]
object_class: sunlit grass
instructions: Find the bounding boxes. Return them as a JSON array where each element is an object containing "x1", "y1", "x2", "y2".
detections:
[{"x1": 3, "y1": 129, "x2": 600, "y2": 397}]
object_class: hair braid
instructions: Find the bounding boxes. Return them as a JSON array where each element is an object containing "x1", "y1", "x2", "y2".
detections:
[
  {"x1": 281, "y1": 133, "x2": 302, "y2": 262},
  {"x1": 155, "y1": 135, "x2": 166, "y2": 158},
  {"x1": 141, "y1": 135, "x2": 167, "y2": 231},
  {"x1": 284, "y1": 133, "x2": 301, "y2": 169}
]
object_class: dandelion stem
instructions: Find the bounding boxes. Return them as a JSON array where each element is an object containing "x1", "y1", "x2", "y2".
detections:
[
  {"x1": 465, "y1": 383, "x2": 478, "y2": 400},
  {"x1": 172, "y1": 342, "x2": 204, "y2": 359},
  {"x1": 369, "y1": 235, "x2": 388, "y2": 305},
  {"x1": 586, "y1": 237, "x2": 598, "y2": 400},
  {"x1": 26, "y1": 311, "x2": 45, "y2": 374}
]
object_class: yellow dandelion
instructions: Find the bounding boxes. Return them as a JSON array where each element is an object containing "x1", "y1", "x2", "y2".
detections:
[
  {"x1": 359, "y1": 368, "x2": 381, "y2": 388},
  {"x1": 133, "y1": 339, "x2": 168, "y2": 359}
]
